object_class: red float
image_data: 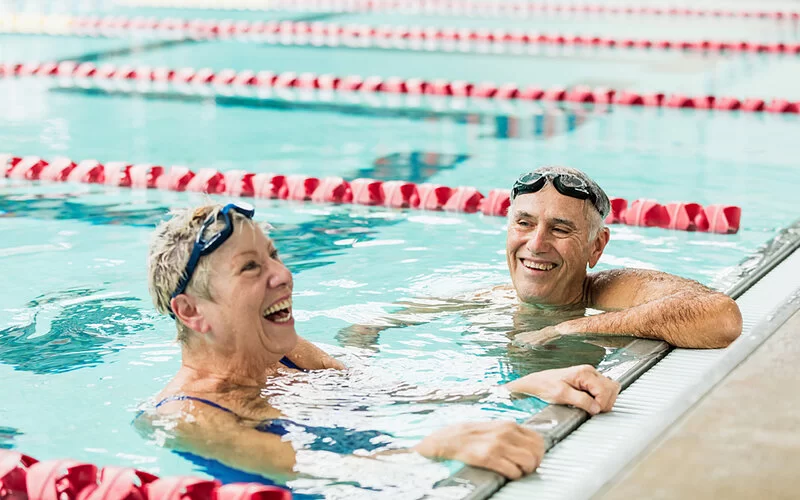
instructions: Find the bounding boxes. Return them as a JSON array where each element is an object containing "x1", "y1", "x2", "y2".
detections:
[
  {"x1": 103, "y1": 162, "x2": 133, "y2": 187},
  {"x1": 623, "y1": 199, "x2": 670, "y2": 228},
  {"x1": 311, "y1": 177, "x2": 353, "y2": 203},
  {"x1": 417, "y1": 184, "x2": 453, "y2": 210},
  {"x1": 604, "y1": 197, "x2": 628, "y2": 224},
  {"x1": 481, "y1": 189, "x2": 511, "y2": 217},
  {"x1": 285, "y1": 175, "x2": 321, "y2": 201},
  {"x1": 704, "y1": 205, "x2": 742, "y2": 234},
  {"x1": 443, "y1": 186, "x2": 484, "y2": 213},
  {"x1": 186, "y1": 168, "x2": 226, "y2": 194},
  {"x1": 382, "y1": 181, "x2": 420, "y2": 208},
  {"x1": 350, "y1": 178, "x2": 385, "y2": 205}
]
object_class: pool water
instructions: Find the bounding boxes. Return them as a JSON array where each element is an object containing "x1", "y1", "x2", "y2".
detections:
[{"x1": 2, "y1": 1, "x2": 800, "y2": 498}]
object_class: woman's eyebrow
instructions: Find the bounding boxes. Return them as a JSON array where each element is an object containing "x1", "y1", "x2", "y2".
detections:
[{"x1": 233, "y1": 250, "x2": 260, "y2": 260}]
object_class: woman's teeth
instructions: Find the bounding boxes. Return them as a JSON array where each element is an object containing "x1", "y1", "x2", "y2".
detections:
[
  {"x1": 263, "y1": 298, "x2": 293, "y2": 323},
  {"x1": 522, "y1": 260, "x2": 556, "y2": 271}
]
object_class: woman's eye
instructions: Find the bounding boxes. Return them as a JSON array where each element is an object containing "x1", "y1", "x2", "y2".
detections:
[
  {"x1": 270, "y1": 250, "x2": 280, "y2": 260},
  {"x1": 242, "y1": 261, "x2": 260, "y2": 272}
]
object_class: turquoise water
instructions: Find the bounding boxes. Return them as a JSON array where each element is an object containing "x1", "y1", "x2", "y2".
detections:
[{"x1": 2, "y1": 3, "x2": 800, "y2": 498}]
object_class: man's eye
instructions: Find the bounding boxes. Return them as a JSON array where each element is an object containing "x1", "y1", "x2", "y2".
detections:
[
  {"x1": 553, "y1": 227, "x2": 569, "y2": 234},
  {"x1": 517, "y1": 219, "x2": 530, "y2": 227}
]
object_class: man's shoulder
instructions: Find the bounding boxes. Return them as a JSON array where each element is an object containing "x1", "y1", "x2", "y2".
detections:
[
  {"x1": 588, "y1": 267, "x2": 671, "y2": 285},
  {"x1": 586, "y1": 267, "x2": 685, "y2": 309}
]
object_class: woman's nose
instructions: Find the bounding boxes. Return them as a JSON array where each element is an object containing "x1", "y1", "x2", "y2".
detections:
[{"x1": 267, "y1": 261, "x2": 293, "y2": 290}]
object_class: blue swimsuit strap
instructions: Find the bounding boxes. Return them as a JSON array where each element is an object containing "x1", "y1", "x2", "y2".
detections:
[
  {"x1": 278, "y1": 356, "x2": 304, "y2": 371},
  {"x1": 155, "y1": 394, "x2": 237, "y2": 413},
  {"x1": 154, "y1": 357, "x2": 305, "y2": 411}
]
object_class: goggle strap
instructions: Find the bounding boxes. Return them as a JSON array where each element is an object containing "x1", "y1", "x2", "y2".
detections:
[{"x1": 172, "y1": 244, "x2": 204, "y2": 300}]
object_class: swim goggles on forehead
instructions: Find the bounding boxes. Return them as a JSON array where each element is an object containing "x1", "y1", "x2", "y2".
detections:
[
  {"x1": 170, "y1": 202, "x2": 255, "y2": 307},
  {"x1": 510, "y1": 171, "x2": 606, "y2": 217}
]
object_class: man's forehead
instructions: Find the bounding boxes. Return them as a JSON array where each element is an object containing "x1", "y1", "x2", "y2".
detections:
[{"x1": 512, "y1": 187, "x2": 588, "y2": 213}]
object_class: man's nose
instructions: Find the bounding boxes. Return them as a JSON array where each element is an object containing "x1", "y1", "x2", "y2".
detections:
[{"x1": 525, "y1": 226, "x2": 550, "y2": 253}]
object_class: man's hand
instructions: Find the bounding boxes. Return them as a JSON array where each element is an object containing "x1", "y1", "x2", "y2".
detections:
[
  {"x1": 512, "y1": 325, "x2": 564, "y2": 347},
  {"x1": 412, "y1": 421, "x2": 544, "y2": 479},
  {"x1": 503, "y1": 365, "x2": 620, "y2": 415}
]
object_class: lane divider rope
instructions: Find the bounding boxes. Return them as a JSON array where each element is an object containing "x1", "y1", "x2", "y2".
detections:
[
  {"x1": 3, "y1": 15, "x2": 799, "y2": 56},
  {"x1": 2, "y1": 154, "x2": 742, "y2": 233},
  {"x1": 109, "y1": 0, "x2": 800, "y2": 20},
  {"x1": 0, "y1": 449, "x2": 291, "y2": 500},
  {"x1": 1, "y1": 60, "x2": 799, "y2": 116}
]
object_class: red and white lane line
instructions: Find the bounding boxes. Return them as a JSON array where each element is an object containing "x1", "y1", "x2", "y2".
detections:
[
  {"x1": 0, "y1": 448, "x2": 291, "y2": 500},
  {"x1": 1, "y1": 61, "x2": 799, "y2": 115},
  {"x1": 114, "y1": 0, "x2": 800, "y2": 20},
  {"x1": 1, "y1": 154, "x2": 742, "y2": 233},
  {"x1": 4, "y1": 15, "x2": 800, "y2": 56}
]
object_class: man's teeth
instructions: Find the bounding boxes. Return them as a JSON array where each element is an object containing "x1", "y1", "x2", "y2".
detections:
[
  {"x1": 523, "y1": 260, "x2": 556, "y2": 271},
  {"x1": 263, "y1": 298, "x2": 292, "y2": 317}
]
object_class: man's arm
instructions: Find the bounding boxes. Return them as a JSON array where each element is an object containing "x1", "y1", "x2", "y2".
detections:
[{"x1": 519, "y1": 269, "x2": 741, "y2": 349}]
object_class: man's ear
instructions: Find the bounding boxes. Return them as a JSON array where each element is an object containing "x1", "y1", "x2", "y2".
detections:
[
  {"x1": 171, "y1": 295, "x2": 211, "y2": 334},
  {"x1": 588, "y1": 227, "x2": 610, "y2": 268}
]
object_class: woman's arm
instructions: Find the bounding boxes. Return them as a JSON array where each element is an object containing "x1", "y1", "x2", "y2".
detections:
[
  {"x1": 137, "y1": 396, "x2": 547, "y2": 480},
  {"x1": 135, "y1": 399, "x2": 298, "y2": 481},
  {"x1": 285, "y1": 336, "x2": 345, "y2": 370}
]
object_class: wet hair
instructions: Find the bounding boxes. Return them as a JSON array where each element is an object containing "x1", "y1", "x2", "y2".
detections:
[
  {"x1": 510, "y1": 166, "x2": 609, "y2": 241},
  {"x1": 147, "y1": 204, "x2": 260, "y2": 343}
]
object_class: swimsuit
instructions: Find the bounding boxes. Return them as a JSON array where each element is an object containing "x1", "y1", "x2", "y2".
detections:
[{"x1": 150, "y1": 357, "x2": 390, "y2": 454}]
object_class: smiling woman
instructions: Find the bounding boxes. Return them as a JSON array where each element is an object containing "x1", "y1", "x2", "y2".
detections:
[{"x1": 137, "y1": 202, "x2": 620, "y2": 492}]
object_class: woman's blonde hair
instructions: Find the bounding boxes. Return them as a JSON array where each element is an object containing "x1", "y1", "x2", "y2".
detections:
[{"x1": 147, "y1": 204, "x2": 259, "y2": 343}]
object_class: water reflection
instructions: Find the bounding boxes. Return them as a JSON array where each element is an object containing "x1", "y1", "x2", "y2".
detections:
[
  {"x1": 0, "y1": 426, "x2": 22, "y2": 450},
  {"x1": 335, "y1": 291, "x2": 634, "y2": 380},
  {"x1": 0, "y1": 286, "x2": 150, "y2": 374}
]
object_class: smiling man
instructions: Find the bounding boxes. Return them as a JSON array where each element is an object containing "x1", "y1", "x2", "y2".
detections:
[
  {"x1": 338, "y1": 166, "x2": 743, "y2": 352},
  {"x1": 506, "y1": 166, "x2": 742, "y2": 349}
]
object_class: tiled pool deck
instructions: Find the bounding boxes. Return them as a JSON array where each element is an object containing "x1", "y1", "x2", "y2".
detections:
[{"x1": 599, "y1": 299, "x2": 800, "y2": 500}]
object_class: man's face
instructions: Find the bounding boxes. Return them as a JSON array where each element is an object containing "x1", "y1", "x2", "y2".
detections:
[{"x1": 506, "y1": 185, "x2": 608, "y2": 306}]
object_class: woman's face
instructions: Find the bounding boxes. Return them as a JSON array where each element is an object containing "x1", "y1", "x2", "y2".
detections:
[{"x1": 198, "y1": 221, "x2": 298, "y2": 357}]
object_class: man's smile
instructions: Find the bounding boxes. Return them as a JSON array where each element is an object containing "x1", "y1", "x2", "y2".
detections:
[{"x1": 520, "y1": 258, "x2": 558, "y2": 272}]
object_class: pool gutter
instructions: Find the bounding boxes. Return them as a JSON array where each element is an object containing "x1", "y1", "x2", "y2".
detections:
[{"x1": 428, "y1": 218, "x2": 800, "y2": 500}]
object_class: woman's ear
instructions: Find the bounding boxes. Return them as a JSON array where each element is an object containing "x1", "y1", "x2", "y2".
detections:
[{"x1": 171, "y1": 295, "x2": 211, "y2": 334}]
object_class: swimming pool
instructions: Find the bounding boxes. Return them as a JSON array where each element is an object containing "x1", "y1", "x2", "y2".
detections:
[{"x1": 2, "y1": 1, "x2": 800, "y2": 498}]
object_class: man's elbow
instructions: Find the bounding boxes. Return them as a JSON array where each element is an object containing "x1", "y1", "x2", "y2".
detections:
[{"x1": 712, "y1": 295, "x2": 743, "y2": 348}]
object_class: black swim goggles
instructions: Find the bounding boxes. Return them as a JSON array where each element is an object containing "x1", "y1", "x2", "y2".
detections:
[
  {"x1": 169, "y1": 202, "x2": 255, "y2": 314},
  {"x1": 510, "y1": 171, "x2": 607, "y2": 217}
]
